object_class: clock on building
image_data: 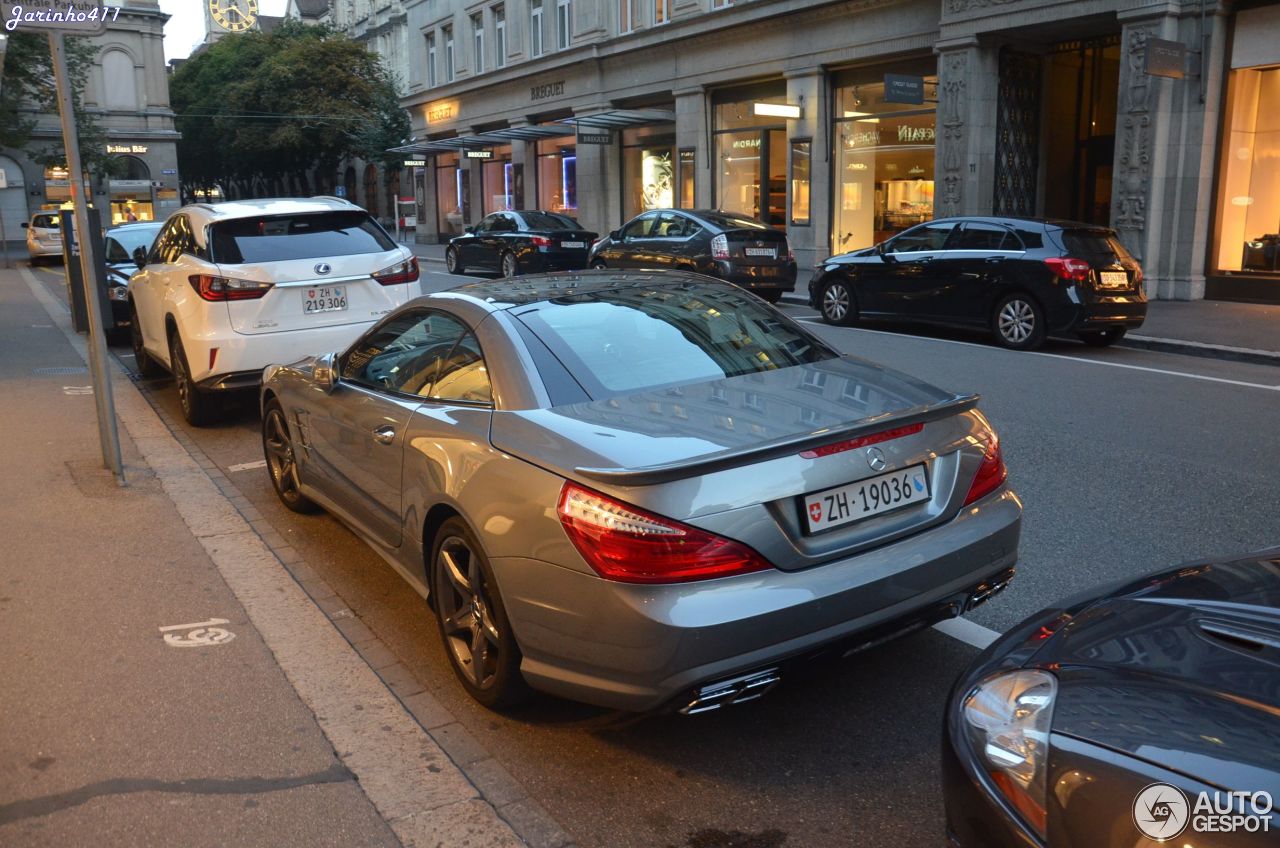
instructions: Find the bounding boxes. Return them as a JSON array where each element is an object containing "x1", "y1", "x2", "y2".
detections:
[{"x1": 208, "y1": 0, "x2": 259, "y2": 33}]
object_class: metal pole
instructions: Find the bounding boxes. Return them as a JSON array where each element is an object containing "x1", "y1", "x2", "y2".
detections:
[{"x1": 48, "y1": 30, "x2": 125, "y2": 485}]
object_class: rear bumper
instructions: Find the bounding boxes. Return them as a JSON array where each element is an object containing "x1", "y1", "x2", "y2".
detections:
[
  {"x1": 181, "y1": 320, "x2": 375, "y2": 386},
  {"x1": 492, "y1": 488, "x2": 1021, "y2": 712},
  {"x1": 714, "y1": 260, "x2": 798, "y2": 291},
  {"x1": 525, "y1": 250, "x2": 591, "y2": 272},
  {"x1": 1073, "y1": 297, "x2": 1148, "y2": 330},
  {"x1": 28, "y1": 241, "x2": 62, "y2": 258}
]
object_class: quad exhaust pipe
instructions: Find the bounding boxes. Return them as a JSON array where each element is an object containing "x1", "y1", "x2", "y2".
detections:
[
  {"x1": 679, "y1": 668, "x2": 781, "y2": 715},
  {"x1": 966, "y1": 568, "x2": 1016, "y2": 611}
]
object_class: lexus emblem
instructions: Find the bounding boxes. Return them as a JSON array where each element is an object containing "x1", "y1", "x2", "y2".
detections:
[
  {"x1": 314, "y1": 263, "x2": 331, "y2": 275},
  {"x1": 865, "y1": 447, "x2": 887, "y2": 472}
]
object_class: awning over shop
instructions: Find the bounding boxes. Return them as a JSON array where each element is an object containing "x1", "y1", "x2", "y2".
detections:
[
  {"x1": 558, "y1": 109, "x2": 676, "y2": 129},
  {"x1": 390, "y1": 110, "x2": 675, "y2": 155}
]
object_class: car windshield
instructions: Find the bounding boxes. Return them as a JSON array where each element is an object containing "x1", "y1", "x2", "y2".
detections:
[
  {"x1": 515, "y1": 283, "x2": 837, "y2": 398},
  {"x1": 107, "y1": 224, "x2": 162, "y2": 257},
  {"x1": 209, "y1": 211, "x2": 395, "y2": 264},
  {"x1": 520, "y1": 211, "x2": 580, "y2": 230}
]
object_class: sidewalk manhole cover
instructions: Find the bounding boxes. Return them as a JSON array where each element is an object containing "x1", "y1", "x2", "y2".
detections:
[{"x1": 34, "y1": 366, "x2": 88, "y2": 375}]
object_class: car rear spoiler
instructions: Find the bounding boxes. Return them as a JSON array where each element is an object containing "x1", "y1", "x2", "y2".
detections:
[{"x1": 573, "y1": 393, "x2": 980, "y2": 487}]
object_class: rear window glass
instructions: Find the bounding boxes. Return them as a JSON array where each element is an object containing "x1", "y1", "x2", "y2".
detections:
[
  {"x1": 210, "y1": 211, "x2": 394, "y2": 264},
  {"x1": 519, "y1": 211, "x2": 580, "y2": 230},
  {"x1": 1060, "y1": 230, "x2": 1133, "y2": 262},
  {"x1": 515, "y1": 283, "x2": 837, "y2": 398},
  {"x1": 32, "y1": 214, "x2": 60, "y2": 229},
  {"x1": 695, "y1": 211, "x2": 769, "y2": 230}
]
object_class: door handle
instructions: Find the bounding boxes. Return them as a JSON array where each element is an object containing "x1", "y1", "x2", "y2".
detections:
[
  {"x1": 372, "y1": 425, "x2": 396, "y2": 445},
  {"x1": 984, "y1": 256, "x2": 1004, "y2": 263}
]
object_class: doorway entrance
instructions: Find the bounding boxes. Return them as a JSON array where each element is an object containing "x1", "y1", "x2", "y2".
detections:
[{"x1": 1043, "y1": 35, "x2": 1121, "y2": 224}]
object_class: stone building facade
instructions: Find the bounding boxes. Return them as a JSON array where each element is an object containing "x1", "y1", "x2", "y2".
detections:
[{"x1": 0, "y1": 0, "x2": 182, "y2": 240}]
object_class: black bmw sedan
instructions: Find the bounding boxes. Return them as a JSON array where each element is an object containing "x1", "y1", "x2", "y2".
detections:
[
  {"x1": 445, "y1": 210, "x2": 597, "y2": 277},
  {"x1": 944, "y1": 548, "x2": 1280, "y2": 847},
  {"x1": 809, "y1": 217, "x2": 1147, "y2": 350},
  {"x1": 589, "y1": 209, "x2": 798, "y2": 302}
]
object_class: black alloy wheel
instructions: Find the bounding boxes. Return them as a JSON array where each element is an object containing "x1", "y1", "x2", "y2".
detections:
[
  {"x1": 130, "y1": 304, "x2": 166, "y2": 379},
  {"x1": 820, "y1": 278, "x2": 858, "y2": 326},
  {"x1": 262, "y1": 401, "x2": 319, "y2": 514},
  {"x1": 432, "y1": 517, "x2": 528, "y2": 709},
  {"x1": 169, "y1": 333, "x2": 216, "y2": 426},
  {"x1": 445, "y1": 246, "x2": 464, "y2": 274},
  {"x1": 501, "y1": 251, "x2": 520, "y2": 278},
  {"x1": 1079, "y1": 327, "x2": 1127, "y2": 347},
  {"x1": 992, "y1": 293, "x2": 1046, "y2": 351}
]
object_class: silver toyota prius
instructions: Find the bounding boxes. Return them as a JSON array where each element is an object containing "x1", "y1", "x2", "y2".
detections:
[{"x1": 260, "y1": 272, "x2": 1021, "y2": 713}]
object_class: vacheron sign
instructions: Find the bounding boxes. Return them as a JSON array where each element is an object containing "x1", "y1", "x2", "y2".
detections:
[{"x1": 530, "y1": 80, "x2": 566, "y2": 102}]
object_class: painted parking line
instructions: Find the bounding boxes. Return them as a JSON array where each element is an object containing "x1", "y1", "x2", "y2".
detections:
[
  {"x1": 796, "y1": 319, "x2": 1280, "y2": 392},
  {"x1": 228, "y1": 459, "x2": 268, "y2": 473},
  {"x1": 932, "y1": 617, "x2": 1001, "y2": 650}
]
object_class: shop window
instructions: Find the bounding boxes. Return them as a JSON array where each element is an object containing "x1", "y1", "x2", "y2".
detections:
[
  {"x1": 831, "y1": 59, "x2": 938, "y2": 252},
  {"x1": 678, "y1": 148, "x2": 695, "y2": 209},
  {"x1": 436, "y1": 153, "x2": 465, "y2": 236},
  {"x1": 109, "y1": 155, "x2": 154, "y2": 224},
  {"x1": 790, "y1": 140, "x2": 810, "y2": 226},
  {"x1": 1213, "y1": 66, "x2": 1280, "y2": 274},
  {"x1": 623, "y1": 126, "x2": 676, "y2": 219},
  {"x1": 482, "y1": 146, "x2": 515, "y2": 214},
  {"x1": 536, "y1": 136, "x2": 577, "y2": 214}
]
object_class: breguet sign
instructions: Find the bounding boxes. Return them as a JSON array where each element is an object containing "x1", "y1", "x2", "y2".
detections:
[
  {"x1": 425, "y1": 99, "x2": 458, "y2": 125},
  {"x1": 530, "y1": 80, "x2": 566, "y2": 102}
]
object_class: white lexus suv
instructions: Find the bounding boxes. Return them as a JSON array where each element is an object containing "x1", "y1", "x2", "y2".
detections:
[{"x1": 128, "y1": 197, "x2": 419, "y2": 425}]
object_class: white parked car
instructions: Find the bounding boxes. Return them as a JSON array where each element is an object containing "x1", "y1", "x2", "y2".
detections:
[
  {"x1": 128, "y1": 197, "x2": 420, "y2": 425},
  {"x1": 23, "y1": 212, "x2": 65, "y2": 264}
]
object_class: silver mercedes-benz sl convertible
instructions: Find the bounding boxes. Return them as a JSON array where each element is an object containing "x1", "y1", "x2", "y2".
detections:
[{"x1": 260, "y1": 271, "x2": 1021, "y2": 712}]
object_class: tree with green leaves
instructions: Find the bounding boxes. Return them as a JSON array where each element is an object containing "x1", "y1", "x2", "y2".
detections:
[
  {"x1": 0, "y1": 32, "x2": 119, "y2": 178},
  {"x1": 169, "y1": 21, "x2": 410, "y2": 202}
]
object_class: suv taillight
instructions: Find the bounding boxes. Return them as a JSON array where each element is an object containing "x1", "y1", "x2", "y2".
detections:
[
  {"x1": 372, "y1": 256, "x2": 419, "y2": 285},
  {"x1": 1043, "y1": 257, "x2": 1091, "y2": 284},
  {"x1": 557, "y1": 482, "x2": 774, "y2": 584},
  {"x1": 711, "y1": 234, "x2": 730, "y2": 260},
  {"x1": 187, "y1": 274, "x2": 273, "y2": 301},
  {"x1": 963, "y1": 426, "x2": 1009, "y2": 506}
]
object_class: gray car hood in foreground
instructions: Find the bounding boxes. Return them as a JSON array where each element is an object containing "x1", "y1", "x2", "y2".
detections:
[{"x1": 491, "y1": 356, "x2": 970, "y2": 486}]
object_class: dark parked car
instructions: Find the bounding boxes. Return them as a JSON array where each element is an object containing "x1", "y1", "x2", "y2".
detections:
[
  {"x1": 809, "y1": 217, "x2": 1147, "y2": 350},
  {"x1": 943, "y1": 547, "x2": 1280, "y2": 848},
  {"x1": 103, "y1": 221, "x2": 163, "y2": 327},
  {"x1": 589, "y1": 209, "x2": 798, "y2": 303},
  {"x1": 445, "y1": 210, "x2": 597, "y2": 277}
]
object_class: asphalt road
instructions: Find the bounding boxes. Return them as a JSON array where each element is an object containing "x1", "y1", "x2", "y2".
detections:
[{"x1": 33, "y1": 261, "x2": 1280, "y2": 848}]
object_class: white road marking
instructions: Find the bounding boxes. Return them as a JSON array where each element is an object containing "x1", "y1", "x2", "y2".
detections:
[
  {"x1": 62, "y1": 385, "x2": 94, "y2": 395},
  {"x1": 933, "y1": 617, "x2": 1001, "y2": 650},
  {"x1": 30, "y1": 324, "x2": 54, "y2": 328},
  {"x1": 228, "y1": 459, "x2": 268, "y2": 473},
  {"x1": 159, "y1": 618, "x2": 236, "y2": 647},
  {"x1": 797, "y1": 319, "x2": 1280, "y2": 392}
]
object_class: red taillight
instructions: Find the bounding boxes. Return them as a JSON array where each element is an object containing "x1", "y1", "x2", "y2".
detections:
[
  {"x1": 799, "y1": 423, "x2": 924, "y2": 459},
  {"x1": 187, "y1": 274, "x2": 273, "y2": 301},
  {"x1": 372, "y1": 256, "x2": 420, "y2": 286},
  {"x1": 557, "y1": 482, "x2": 774, "y2": 584},
  {"x1": 710, "y1": 234, "x2": 729, "y2": 260},
  {"x1": 1043, "y1": 257, "x2": 1091, "y2": 284},
  {"x1": 963, "y1": 431, "x2": 1008, "y2": 506},
  {"x1": 530, "y1": 235, "x2": 553, "y2": 248}
]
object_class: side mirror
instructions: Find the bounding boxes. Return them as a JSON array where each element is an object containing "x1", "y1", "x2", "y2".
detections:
[
  {"x1": 609, "y1": 230, "x2": 620, "y2": 241},
  {"x1": 20, "y1": 222, "x2": 29, "y2": 229},
  {"x1": 464, "y1": 225, "x2": 475, "y2": 234},
  {"x1": 315, "y1": 352, "x2": 338, "y2": 394},
  {"x1": 132, "y1": 246, "x2": 147, "y2": 268}
]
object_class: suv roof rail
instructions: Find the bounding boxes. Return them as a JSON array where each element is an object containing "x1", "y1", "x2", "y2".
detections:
[
  {"x1": 311, "y1": 195, "x2": 355, "y2": 205},
  {"x1": 188, "y1": 203, "x2": 219, "y2": 213}
]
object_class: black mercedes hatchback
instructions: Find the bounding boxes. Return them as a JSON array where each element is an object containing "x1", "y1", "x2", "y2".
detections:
[
  {"x1": 445, "y1": 210, "x2": 597, "y2": 277},
  {"x1": 808, "y1": 217, "x2": 1147, "y2": 350},
  {"x1": 589, "y1": 209, "x2": 798, "y2": 302},
  {"x1": 944, "y1": 548, "x2": 1280, "y2": 848}
]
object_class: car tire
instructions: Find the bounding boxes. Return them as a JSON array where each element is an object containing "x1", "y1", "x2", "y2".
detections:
[
  {"x1": 262, "y1": 399, "x2": 320, "y2": 514},
  {"x1": 820, "y1": 277, "x2": 858, "y2": 326},
  {"x1": 591, "y1": 259, "x2": 607, "y2": 270},
  {"x1": 991, "y1": 293, "x2": 1046, "y2": 351},
  {"x1": 500, "y1": 251, "x2": 520, "y2": 278},
  {"x1": 169, "y1": 332, "x2": 217, "y2": 426},
  {"x1": 1078, "y1": 327, "x2": 1127, "y2": 347},
  {"x1": 445, "y1": 246, "x2": 465, "y2": 275},
  {"x1": 759, "y1": 289, "x2": 784, "y2": 304},
  {"x1": 431, "y1": 517, "x2": 530, "y2": 710},
  {"x1": 130, "y1": 304, "x2": 166, "y2": 379}
]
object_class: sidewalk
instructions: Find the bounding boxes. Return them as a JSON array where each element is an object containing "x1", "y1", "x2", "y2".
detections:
[
  {"x1": 404, "y1": 241, "x2": 1279, "y2": 365},
  {"x1": 0, "y1": 266, "x2": 528, "y2": 847}
]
